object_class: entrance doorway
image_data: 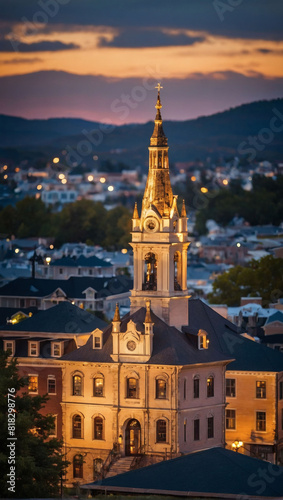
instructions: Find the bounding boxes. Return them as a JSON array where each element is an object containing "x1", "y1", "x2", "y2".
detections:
[{"x1": 125, "y1": 419, "x2": 141, "y2": 455}]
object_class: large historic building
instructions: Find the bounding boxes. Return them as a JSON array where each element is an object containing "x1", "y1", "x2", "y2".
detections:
[
  {"x1": 2, "y1": 87, "x2": 283, "y2": 487},
  {"x1": 60, "y1": 88, "x2": 231, "y2": 485}
]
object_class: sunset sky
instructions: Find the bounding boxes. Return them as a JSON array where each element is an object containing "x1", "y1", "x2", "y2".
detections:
[{"x1": 0, "y1": 0, "x2": 283, "y2": 123}]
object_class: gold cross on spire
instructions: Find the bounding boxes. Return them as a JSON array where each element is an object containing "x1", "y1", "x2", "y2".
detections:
[{"x1": 155, "y1": 83, "x2": 163, "y2": 92}]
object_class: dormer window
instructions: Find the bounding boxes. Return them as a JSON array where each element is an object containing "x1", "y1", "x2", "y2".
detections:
[
  {"x1": 4, "y1": 340, "x2": 15, "y2": 356},
  {"x1": 198, "y1": 329, "x2": 209, "y2": 350},
  {"x1": 92, "y1": 329, "x2": 103, "y2": 349},
  {"x1": 52, "y1": 342, "x2": 62, "y2": 357},
  {"x1": 29, "y1": 341, "x2": 39, "y2": 357}
]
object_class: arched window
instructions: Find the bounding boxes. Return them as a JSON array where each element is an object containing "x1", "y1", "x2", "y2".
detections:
[
  {"x1": 73, "y1": 454, "x2": 83, "y2": 478},
  {"x1": 93, "y1": 377, "x2": 104, "y2": 397},
  {"x1": 174, "y1": 252, "x2": 182, "y2": 290},
  {"x1": 207, "y1": 376, "x2": 214, "y2": 398},
  {"x1": 73, "y1": 374, "x2": 83, "y2": 396},
  {"x1": 156, "y1": 419, "x2": 167, "y2": 443},
  {"x1": 143, "y1": 252, "x2": 157, "y2": 291},
  {"x1": 127, "y1": 377, "x2": 138, "y2": 399},
  {"x1": 156, "y1": 379, "x2": 167, "y2": 399},
  {"x1": 72, "y1": 414, "x2": 82, "y2": 439},
  {"x1": 94, "y1": 416, "x2": 103, "y2": 440},
  {"x1": 193, "y1": 375, "x2": 200, "y2": 398}
]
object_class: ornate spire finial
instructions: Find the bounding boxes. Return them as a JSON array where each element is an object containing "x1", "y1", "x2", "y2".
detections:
[
  {"x1": 155, "y1": 83, "x2": 163, "y2": 116},
  {"x1": 113, "y1": 303, "x2": 120, "y2": 322},
  {"x1": 145, "y1": 299, "x2": 153, "y2": 323},
  {"x1": 133, "y1": 202, "x2": 139, "y2": 220},
  {"x1": 181, "y1": 199, "x2": 187, "y2": 218}
]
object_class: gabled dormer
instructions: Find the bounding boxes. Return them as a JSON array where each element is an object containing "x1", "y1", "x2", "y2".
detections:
[
  {"x1": 92, "y1": 328, "x2": 104, "y2": 349},
  {"x1": 111, "y1": 303, "x2": 154, "y2": 362},
  {"x1": 198, "y1": 329, "x2": 209, "y2": 350}
]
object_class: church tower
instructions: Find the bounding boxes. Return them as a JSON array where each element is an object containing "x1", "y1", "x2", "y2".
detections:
[{"x1": 130, "y1": 85, "x2": 190, "y2": 329}]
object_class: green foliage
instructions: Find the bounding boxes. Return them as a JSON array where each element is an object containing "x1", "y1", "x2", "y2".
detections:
[
  {"x1": 0, "y1": 350, "x2": 68, "y2": 498},
  {"x1": 194, "y1": 175, "x2": 283, "y2": 234},
  {"x1": 0, "y1": 198, "x2": 132, "y2": 249},
  {"x1": 208, "y1": 256, "x2": 283, "y2": 306}
]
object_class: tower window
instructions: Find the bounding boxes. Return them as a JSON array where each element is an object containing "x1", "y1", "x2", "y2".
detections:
[
  {"x1": 207, "y1": 376, "x2": 214, "y2": 397},
  {"x1": 143, "y1": 252, "x2": 157, "y2": 291},
  {"x1": 174, "y1": 252, "x2": 182, "y2": 291},
  {"x1": 93, "y1": 377, "x2": 104, "y2": 397}
]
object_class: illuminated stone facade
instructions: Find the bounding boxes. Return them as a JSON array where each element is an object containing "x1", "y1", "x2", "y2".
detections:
[{"x1": 61, "y1": 89, "x2": 229, "y2": 486}]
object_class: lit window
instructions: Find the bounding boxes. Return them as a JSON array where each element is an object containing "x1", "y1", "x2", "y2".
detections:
[
  {"x1": 73, "y1": 454, "x2": 83, "y2": 478},
  {"x1": 72, "y1": 415, "x2": 82, "y2": 439},
  {"x1": 207, "y1": 376, "x2": 214, "y2": 397},
  {"x1": 4, "y1": 340, "x2": 15, "y2": 356},
  {"x1": 256, "y1": 381, "x2": 266, "y2": 399},
  {"x1": 194, "y1": 419, "x2": 200, "y2": 441},
  {"x1": 208, "y1": 416, "x2": 214, "y2": 439},
  {"x1": 156, "y1": 379, "x2": 167, "y2": 399},
  {"x1": 93, "y1": 378, "x2": 104, "y2": 397},
  {"x1": 226, "y1": 409, "x2": 236, "y2": 429},
  {"x1": 52, "y1": 343, "x2": 61, "y2": 357},
  {"x1": 29, "y1": 341, "x2": 39, "y2": 357},
  {"x1": 94, "y1": 417, "x2": 103, "y2": 440},
  {"x1": 127, "y1": 378, "x2": 138, "y2": 399},
  {"x1": 226, "y1": 379, "x2": 236, "y2": 397},
  {"x1": 73, "y1": 375, "x2": 83, "y2": 396},
  {"x1": 256, "y1": 411, "x2": 266, "y2": 432},
  {"x1": 156, "y1": 419, "x2": 167, "y2": 443},
  {"x1": 194, "y1": 376, "x2": 200, "y2": 398},
  {"x1": 47, "y1": 376, "x2": 56, "y2": 394},
  {"x1": 28, "y1": 375, "x2": 38, "y2": 393}
]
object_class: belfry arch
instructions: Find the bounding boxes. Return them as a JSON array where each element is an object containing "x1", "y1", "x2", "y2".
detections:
[{"x1": 143, "y1": 252, "x2": 157, "y2": 291}]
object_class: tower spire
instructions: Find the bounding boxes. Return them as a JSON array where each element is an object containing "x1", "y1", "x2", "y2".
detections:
[{"x1": 150, "y1": 83, "x2": 167, "y2": 147}]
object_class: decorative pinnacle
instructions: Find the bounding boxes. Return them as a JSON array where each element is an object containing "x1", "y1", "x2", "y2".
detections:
[
  {"x1": 144, "y1": 299, "x2": 154, "y2": 323},
  {"x1": 133, "y1": 202, "x2": 139, "y2": 219},
  {"x1": 181, "y1": 199, "x2": 187, "y2": 217},
  {"x1": 113, "y1": 303, "x2": 120, "y2": 322},
  {"x1": 155, "y1": 83, "x2": 163, "y2": 113}
]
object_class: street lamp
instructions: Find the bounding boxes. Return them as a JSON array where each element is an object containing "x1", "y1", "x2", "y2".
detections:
[{"x1": 232, "y1": 440, "x2": 243, "y2": 452}]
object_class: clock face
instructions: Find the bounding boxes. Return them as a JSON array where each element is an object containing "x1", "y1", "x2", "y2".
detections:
[
  {"x1": 144, "y1": 217, "x2": 158, "y2": 233},
  {"x1": 127, "y1": 340, "x2": 136, "y2": 351}
]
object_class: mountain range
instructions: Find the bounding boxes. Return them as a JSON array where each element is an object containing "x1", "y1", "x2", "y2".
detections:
[{"x1": 1, "y1": 98, "x2": 283, "y2": 166}]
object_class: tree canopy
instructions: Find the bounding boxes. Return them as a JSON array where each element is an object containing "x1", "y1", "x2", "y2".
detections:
[
  {"x1": 208, "y1": 255, "x2": 283, "y2": 306},
  {"x1": 0, "y1": 350, "x2": 68, "y2": 498},
  {"x1": 0, "y1": 198, "x2": 132, "y2": 250}
]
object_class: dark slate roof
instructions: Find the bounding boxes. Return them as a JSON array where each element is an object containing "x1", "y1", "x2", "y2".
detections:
[
  {"x1": 0, "y1": 276, "x2": 132, "y2": 299},
  {"x1": 262, "y1": 334, "x2": 283, "y2": 344},
  {"x1": 51, "y1": 255, "x2": 112, "y2": 268},
  {"x1": 0, "y1": 302, "x2": 107, "y2": 334},
  {"x1": 82, "y1": 447, "x2": 283, "y2": 498},
  {"x1": 265, "y1": 310, "x2": 283, "y2": 325},
  {"x1": 188, "y1": 299, "x2": 283, "y2": 372},
  {"x1": 62, "y1": 307, "x2": 231, "y2": 366},
  {"x1": 0, "y1": 306, "x2": 38, "y2": 327}
]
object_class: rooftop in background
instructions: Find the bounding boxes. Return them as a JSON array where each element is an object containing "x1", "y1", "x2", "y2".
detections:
[
  {"x1": 82, "y1": 446, "x2": 283, "y2": 498},
  {"x1": 0, "y1": 301, "x2": 107, "y2": 333}
]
